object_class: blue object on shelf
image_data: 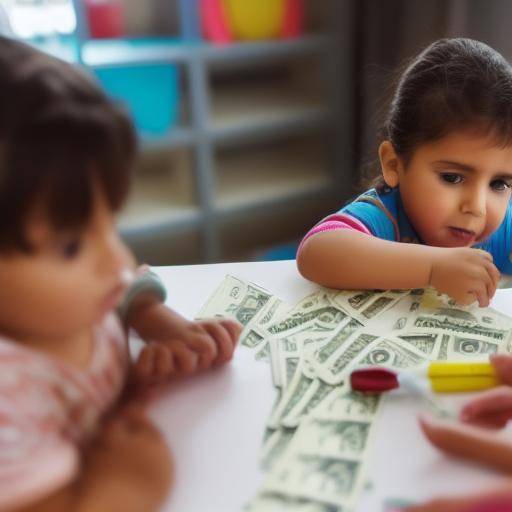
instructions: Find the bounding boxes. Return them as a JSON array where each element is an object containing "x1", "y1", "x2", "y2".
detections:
[
  {"x1": 30, "y1": 36, "x2": 183, "y2": 137},
  {"x1": 94, "y1": 63, "x2": 180, "y2": 136}
]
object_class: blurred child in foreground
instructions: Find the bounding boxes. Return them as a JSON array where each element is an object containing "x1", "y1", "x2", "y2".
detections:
[{"x1": 0, "y1": 36, "x2": 240, "y2": 511}]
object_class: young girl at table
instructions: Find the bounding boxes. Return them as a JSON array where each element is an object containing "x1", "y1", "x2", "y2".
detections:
[
  {"x1": 297, "y1": 37, "x2": 512, "y2": 512},
  {"x1": 297, "y1": 37, "x2": 512, "y2": 309},
  {"x1": 0, "y1": 37, "x2": 241, "y2": 511}
]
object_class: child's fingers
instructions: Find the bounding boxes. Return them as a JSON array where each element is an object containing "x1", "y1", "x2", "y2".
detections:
[
  {"x1": 478, "y1": 264, "x2": 495, "y2": 303},
  {"x1": 419, "y1": 414, "x2": 512, "y2": 473},
  {"x1": 472, "y1": 281, "x2": 490, "y2": 308},
  {"x1": 485, "y1": 260, "x2": 501, "y2": 293},
  {"x1": 490, "y1": 354, "x2": 512, "y2": 385},
  {"x1": 182, "y1": 327, "x2": 218, "y2": 369},
  {"x1": 201, "y1": 321, "x2": 236, "y2": 364},
  {"x1": 168, "y1": 341, "x2": 199, "y2": 375},
  {"x1": 218, "y1": 319, "x2": 243, "y2": 343},
  {"x1": 475, "y1": 248, "x2": 494, "y2": 262},
  {"x1": 460, "y1": 386, "x2": 512, "y2": 424},
  {"x1": 134, "y1": 344, "x2": 177, "y2": 385},
  {"x1": 453, "y1": 290, "x2": 477, "y2": 306},
  {"x1": 485, "y1": 273, "x2": 497, "y2": 303},
  {"x1": 195, "y1": 340, "x2": 217, "y2": 370},
  {"x1": 152, "y1": 344, "x2": 175, "y2": 382},
  {"x1": 134, "y1": 345, "x2": 156, "y2": 382}
]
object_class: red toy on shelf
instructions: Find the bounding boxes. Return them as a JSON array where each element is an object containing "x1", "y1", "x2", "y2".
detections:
[{"x1": 84, "y1": 0, "x2": 125, "y2": 39}]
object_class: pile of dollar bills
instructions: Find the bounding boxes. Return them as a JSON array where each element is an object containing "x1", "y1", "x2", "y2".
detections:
[{"x1": 198, "y1": 276, "x2": 512, "y2": 511}]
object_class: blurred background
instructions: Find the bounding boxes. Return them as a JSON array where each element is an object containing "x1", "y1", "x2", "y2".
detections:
[{"x1": 0, "y1": 0, "x2": 511, "y2": 265}]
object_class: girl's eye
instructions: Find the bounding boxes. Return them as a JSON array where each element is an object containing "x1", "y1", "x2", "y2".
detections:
[
  {"x1": 441, "y1": 173, "x2": 463, "y2": 184},
  {"x1": 491, "y1": 179, "x2": 511, "y2": 191},
  {"x1": 59, "y1": 239, "x2": 82, "y2": 259}
]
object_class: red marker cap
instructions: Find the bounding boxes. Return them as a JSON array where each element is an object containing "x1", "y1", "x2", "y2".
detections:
[{"x1": 350, "y1": 367, "x2": 399, "y2": 393}]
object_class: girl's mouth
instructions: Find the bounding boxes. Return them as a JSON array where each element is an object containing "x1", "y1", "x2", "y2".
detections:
[{"x1": 448, "y1": 226, "x2": 476, "y2": 243}]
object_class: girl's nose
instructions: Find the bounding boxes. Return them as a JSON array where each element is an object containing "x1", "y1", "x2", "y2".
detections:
[{"x1": 461, "y1": 187, "x2": 486, "y2": 217}]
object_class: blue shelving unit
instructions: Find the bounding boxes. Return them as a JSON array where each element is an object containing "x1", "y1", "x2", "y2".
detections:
[{"x1": 26, "y1": 0, "x2": 353, "y2": 264}]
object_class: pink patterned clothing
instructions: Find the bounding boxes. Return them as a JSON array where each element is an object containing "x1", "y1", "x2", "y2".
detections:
[
  {"x1": 297, "y1": 213, "x2": 372, "y2": 256},
  {"x1": 0, "y1": 313, "x2": 129, "y2": 510}
]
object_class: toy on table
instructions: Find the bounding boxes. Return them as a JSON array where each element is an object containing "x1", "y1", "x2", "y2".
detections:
[
  {"x1": 351, "y1": 360, "x2": 499, "y2": 394},
  {"x1": 200, "y1": 0, "x2": 304, "y2": 43}
]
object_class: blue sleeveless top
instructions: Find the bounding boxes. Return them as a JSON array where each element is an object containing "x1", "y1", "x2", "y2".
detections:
[{"x1": 339, "y1": 187, "x2": 512, "y2": 273}]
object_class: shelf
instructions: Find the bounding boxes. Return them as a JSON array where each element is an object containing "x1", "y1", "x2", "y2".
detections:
[
  {"x1": 79, "y1": 34, "x2": 329, "y2": 69},
  {"x1": 26, "y1": 2, "x2": 345, "y2": 265},
  {"x1": 119, "y1": 208, "x2": 201, "y2": 238},
  {"x1": 140, "y1": 127, "x2": 195, "y2": 150},
  {"x1": 209, "y1": 83, "x2": 331, "y2": 145},
  {"x1": 118, "y1": 149, "x2": 200, "y2": 237},
  {"x1": 202, "y1": 34, "x2": 330, "y2": 67},
  {"x1": 82, "y1": 38, "x2": 195, "y2": 68},
  {"x1": 214, "y1": 139, "x2": 332, "y2": 214}
]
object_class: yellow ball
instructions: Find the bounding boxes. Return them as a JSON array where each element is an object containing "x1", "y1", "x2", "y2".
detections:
[{"x1": 223, "y1": 0, "x2": 285, "y2": 41}]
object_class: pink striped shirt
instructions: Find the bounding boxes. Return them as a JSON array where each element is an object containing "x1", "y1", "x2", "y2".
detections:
[
  {"x1": 297, "y1": 213, "x2": 372, "y2": 257},
  {"x1": 0, "y1": 313, "x2": 128, "y2": 510}
]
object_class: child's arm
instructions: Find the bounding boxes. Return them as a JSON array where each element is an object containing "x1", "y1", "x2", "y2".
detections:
[
  {"x1": 297, "y1": 230, "x2": 499, "y2": 306},
  {"x1": 20, "y1": 406, "x2": 172, "y2": 512},
  {"x1": 118, "y1": 266, "x2": 242, "y2": 386}
]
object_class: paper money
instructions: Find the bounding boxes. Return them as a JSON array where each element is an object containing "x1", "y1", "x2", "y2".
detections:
[{"x1": 197, "y1": 276, "x2": 512, "y2": 512}]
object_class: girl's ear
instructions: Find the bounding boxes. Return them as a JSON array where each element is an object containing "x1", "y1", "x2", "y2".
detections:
[{"x1": 379, "y1": 141, "x2": 401, "y2": 188}]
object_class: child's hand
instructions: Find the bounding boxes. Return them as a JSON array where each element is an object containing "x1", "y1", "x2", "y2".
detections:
[
  {"x1": 429, "y1": 247, "x2": 500, "y2": 307},
  {"x1": 133, "y1": 316, "x2": 241, "y2": 386},
  {"x1": 83, "y1": 405, "x2": 172, "y2": 508}
]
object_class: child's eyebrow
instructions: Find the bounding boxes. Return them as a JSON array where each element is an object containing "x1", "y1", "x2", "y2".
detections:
[
  {"x1": 432, "y1": 160, "x2": 477, "y2": 172},
  {"x1": 432, "y1": 160, "x2": 512, "y2": 179}
]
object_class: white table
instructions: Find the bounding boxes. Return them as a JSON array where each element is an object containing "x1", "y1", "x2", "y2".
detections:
[{"x1": 148, "y1": 260, "x2": 512, "y2": 511}]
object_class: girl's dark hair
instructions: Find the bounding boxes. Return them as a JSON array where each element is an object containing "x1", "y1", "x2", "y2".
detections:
[
  {"x1": 0, "y1": 36, "x2": 137, "y2": 253},
  {"x1": 369, "y1": 38, "x2": 512, "y2": 190}
]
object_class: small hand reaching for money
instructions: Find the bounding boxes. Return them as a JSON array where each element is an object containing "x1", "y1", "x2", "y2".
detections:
[{"x1": 429, "y1": 247, "x2": 500, "y2": 307}]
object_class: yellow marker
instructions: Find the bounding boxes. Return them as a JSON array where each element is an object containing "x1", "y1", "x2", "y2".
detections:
[
  {"x1": 351, "y1": 360, "x2": 500, "y2": 394},
  {"x1": 427, "y1": 361, "x2": 498, "y2": 393}
]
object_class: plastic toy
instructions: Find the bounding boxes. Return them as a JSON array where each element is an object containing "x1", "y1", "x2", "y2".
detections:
[{"x1": 200, "y1": 0, "x2": 303, "y2": 44}]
